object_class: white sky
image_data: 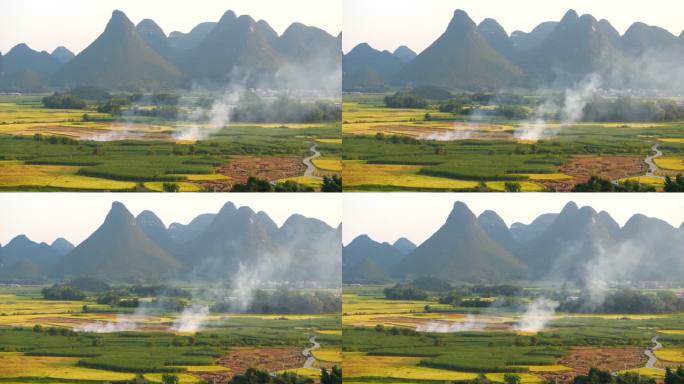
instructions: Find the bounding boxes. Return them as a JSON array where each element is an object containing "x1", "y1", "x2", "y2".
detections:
[
  {"x1": 343, "y1": 0, "x2": 684, "y2": 53},
  {"x1": 0, "y1": 193, "x2": 342, "y2": 246},
  {"x1": 343, "y1": 193, "x2": 684, "y2": 246},
  {"x1": 0, "y1": 0, "x2": 342, "y2": 54}
]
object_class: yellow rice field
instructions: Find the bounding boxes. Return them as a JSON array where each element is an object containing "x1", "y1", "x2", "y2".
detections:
[
  {"x1": 343, "y1": 353, "x2": 478, "y2": 381},
  {"x1": 316, "y1": 138, "x2": 342, "y2": 144},
  {"x1": 144, "y1": 373, "x2": 201, "y2": 384},
  {"x1": 655, "y1": 348, "x2": 684, "y2": 362},
  {"x1": 277, "y1": 176, "x2": 324, "y2": 189},
  {"x1": 276, "y1": 368, "x2": 321, "y2": 379},
  {"x1": 143, "y1": 181, "x2": 203, "y2": 192},
  {"x1": 316, "y1": 329, "x2": 342, "y2": 336},
  {"x1": 486, "y1": 181, "x2": 544, "y2": 192},
  {"x1": 0, "y1": 352, "x2": 135, "y2": 381},
  {"x1": 655, "y1": 157, "x2": 684, "y2": 171},
  {"x1": 0, "y1": 161, "x2": 136, "y2": 191},
  {"x1": 313, "y1": 348, "x2": 342, "y2": 363},
  {"x1": 342, "y1": 161, "x2": 479, "y2": 190},
  {"x1": 313, "y1": 158, "x2": 342, "y2": 172},
  {"x1": 619, "y1": 368, "x2": 665, "y2": 379}
]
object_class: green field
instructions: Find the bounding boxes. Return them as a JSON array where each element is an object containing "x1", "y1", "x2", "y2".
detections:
[
  {"x1": 342, "y1": 286, "x2": 684, "y2": 383},
  {"x1": 0, "y1": 95, "x2": 341, "y2": 191},
  {"x1": 0, "y1": 286, "x2": 341, "y2": 383},
  {"x1": 342, "y1": 94, "x2": 684, "y2": 191}
]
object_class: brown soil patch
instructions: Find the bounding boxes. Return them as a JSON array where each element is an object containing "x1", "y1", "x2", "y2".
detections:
[
  {"x1": 540, "y1": 156, "x2": 646, "y2": 191},
  {"x1": 540, "y1": 347, "x2": 646, "y2": 384},
  {"x1": 202, "y1": 156, "x2": 305, "y2": 191},
  {"x1": 198, "y1": 347, "x2": 304, "y2": 383}
]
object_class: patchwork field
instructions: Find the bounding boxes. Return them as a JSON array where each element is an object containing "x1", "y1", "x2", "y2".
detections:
[
  {"x1": 342, "y1": 94, "x2": 684, "y2": 191},
  {"x1": 0, "y1": 286, "x2": 341, "y2": 383},
  {"x1": 0, "y1": 95, "x2": 340, "y2": 191},
  {"x1": 342, "y1": 286, "x2": 684, "y2": 383}
]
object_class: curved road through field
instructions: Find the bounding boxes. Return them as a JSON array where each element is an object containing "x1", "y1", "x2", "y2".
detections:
[
  {"x1": 645, "y1": 335, "x2": 664, "y2": 369},
  {"x1": 303, "y1": 144, "x2": 322, "y2": 179},
  {"x1": 302, "y1": 336, "x2": 321, "y2": 370},
  {"x1": 645, "y1": 144, "x2": 663, "y2": 177}
]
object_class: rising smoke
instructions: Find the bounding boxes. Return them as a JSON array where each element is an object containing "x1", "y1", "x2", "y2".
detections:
[
  {"x1": 514, "y1": 74, "x2": 602, "y2": 141},
  {"x1": 513, "y1": 298, "x2": 559, "y2": 334},
  {"x1": 416, "y1": 314, "x2": 486, "y2": 333}
]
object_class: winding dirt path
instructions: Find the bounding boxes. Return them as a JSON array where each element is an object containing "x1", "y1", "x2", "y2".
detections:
[
  {"x1": 645, "y1": 144, "x2": 664, "y2": 177},
  {"x1": 645, "y1": 335, "x2": 664, "y2": 369},
  {"x1": 302, "y1": 336, "x2": 321, "y2": 370},
  {"x1": 303, "y1": 145, "x2": 322, "y2": 178}
]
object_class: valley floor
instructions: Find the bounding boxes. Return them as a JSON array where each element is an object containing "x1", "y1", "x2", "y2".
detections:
[
  {"x1": 342, "y1": 286, "x2": 684, "y2": 383},
  {"x1": 342, "y1": 94, "x2": 684, "y2": 192}
]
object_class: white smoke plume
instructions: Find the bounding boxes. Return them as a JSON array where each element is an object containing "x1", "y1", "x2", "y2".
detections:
[
  {"x1": 416, "y1": 314, "x2": 486, "y2": 333},
  {"x1": 420, "y1": 129, "x2": 473, "y2": 141},
  {"x1": 515, "y1": 74, "x2": 602, "y2": 141},
  {"x1": 74, "y1": 317, "x2": 138, "y2": 333},
  {"x1": 172, "y1": 304, "x2": 210, "y2": 333},
  {"x1": 513, "y1": 298, "x2": 559, "y2": 333},
  {"x1": 582, "y1": 241, "x2": 647, "y2": 308},
  {"x1": 173, "y1": 85, "x2": 244, "y2": 141}
]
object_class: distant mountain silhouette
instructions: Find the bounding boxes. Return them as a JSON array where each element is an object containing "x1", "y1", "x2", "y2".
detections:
[
  {"x1": 344, "y1": 201, "x2": 684, "y2": 283},
  {"x1": 344, "y1": 9, "x2": 684, "y2": 91},
  {"x1": 0, "y1": 9, "x2": 339, "y2": 91},
  {"x1": 53, "y1": 10, "x2": 182, "y2": 89},
  {"x1": 0, "y1": 201, "x2": 340, "y2": 285}
]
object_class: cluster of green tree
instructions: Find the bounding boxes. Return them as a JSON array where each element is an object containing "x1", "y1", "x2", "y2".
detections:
[
  {"x1": 211, "y1": 289, "x2": 340, "y2": 314},
  {"x1": 67, "y1": 86, "x2": 112, "y2": 101},
  {"x1": 384, "y1": 283, "x2": 429, "y2": 300},
  {"x1": 129, "y1": 105, "x2": 179, "y2": 119},
  {"x1": 228, "y1": 367, "x2": 321, "y2": 384},
  {"x1": 33, "y1": 133, "x2": 78, "y2": 145},
  {"x1": 321, "y1": 175, "x2": 342, "y2": 192},
  {"x1": 321, "y1": 367, "x2": 342, "y2": 384},
  {"x1": 559, "y1": 290, "x2": 684, "y2": 314},
  {"x1": 384, "y1": 92, "x2": 428, "y2": 108},
  {"x1": 42, "y1": 284, "x2": 86, "y2": 300},
  {"x1": 572, "y1": 367, "x2": 655, "y2": 384},
  {"x1": 665, "y1": 175, "x2": 684, "y2": 192},
  {"x1": 231, "y1": 96, "x2": 341, "y2": 123},
  {"x1": 438, "y1": 293, "x2": 493, "y2": 307},
  {"x1": 66, "y1": 277, "x2": 111, "y2": 292},
  {"x1": 461, "y1": 373, "x2": 524, "y2": 384},
  {"x1": 374, "y1": 323, "x2": 419, "y2": 336},
  {"x1": 374, "y1": 132, "x2": 420, "y2": 145},
  {"x1": 582, "y1": 96, "x2": 684, "y2": 122},
  {"x1": 231, "y1": 177, "x2": 314, "y2": 192},
  {"x1": 440, "y1": 284, "x2": 523, "y2": 299},
  {"x1": 32, "y1": 324, "x2": 77, "y2": 336},
  {"x1": 96, "y1": 292, "x2": 140, "y2": 307},
  {"x1": 42, "y1": 92, "x2": 87, "y2": 109},
  {"x1": 666, "y1": 367, "x2": 684, "y2": 384},
  {"x1": 96, "y1": 97, "x2": 131, "y2": 115},
  {"x1": 571, "y1": 176, "x2": 655, "y2": 192}
]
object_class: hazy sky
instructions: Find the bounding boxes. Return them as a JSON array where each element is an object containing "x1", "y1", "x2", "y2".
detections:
[
  {"x1": 343, "y1": 193, "x2": 684, "y2": 246},
  {"x1": 0, "y1": 0, "x2": 342, "y2": 54},
  {"x1": 0, "y1": 193, "x2": 342, "y2": 246},
  {"x1": 343, "y1": 0, "x2": 684, "y2": 53}
]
